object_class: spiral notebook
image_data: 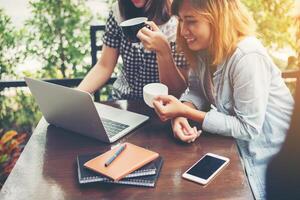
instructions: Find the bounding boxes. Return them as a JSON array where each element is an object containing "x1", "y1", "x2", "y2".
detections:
[
  {"x1": 77, "y1": 152, "x2": 162, "y2": 185},
  {"x1": 83, "y1": 143, "x2": 159, "y2": 181},
  {"x1": 102, "y1": 157, "x2": 163, "y2": 187}
]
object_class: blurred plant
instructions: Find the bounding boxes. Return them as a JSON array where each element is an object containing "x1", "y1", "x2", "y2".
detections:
[
  {"x1": 0, "y1": 88, "x2": 42, "y2": 132},
  {"x1": 286, "y1": 2, "x2": 300, "y2": 95},
  {"x1": 285, "y1": 1, "x2": 300, "y2": 71},
  {"x1": 0, "y1": 130, "x2": 28, "y2": 187},
  {"x1": 243, "y1": 0, "x2": 299, "y2": 95},
  {"x1": 0, "y1": 9, "x2": 37, "y2": 133},
  {"x1": 25, "y1": 0, "x2": 93, "y2": 78},
  {"x1": 105, "y1": 0, "x2": 117, "y2": 9},
  {"x1": 0, "y1": 8, "x2": 25, "y2": 79},
  {"x1": 294, "y1": 4, "x2": 300, "y2": 69},
  {"x1": 243, "y1": 0, "x2": 298, "y2": 72},
  {"x1": 243, "y1": 0, "x2": 294, "y2": 50}
]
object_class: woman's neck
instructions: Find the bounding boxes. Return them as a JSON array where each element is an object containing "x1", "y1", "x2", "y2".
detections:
[{"x1": 196, "y1": 50, "x2": 217, "y2": 75}]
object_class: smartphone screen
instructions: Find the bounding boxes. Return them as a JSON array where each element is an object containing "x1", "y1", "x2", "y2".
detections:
[{"x1": 186, "y1": 155, "x2": 226, "y2": 180}]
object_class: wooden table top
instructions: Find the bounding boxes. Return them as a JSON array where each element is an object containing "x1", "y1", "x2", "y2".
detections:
[{"x1": 0, "y1": 100, "x2": 253, "y2": 200}]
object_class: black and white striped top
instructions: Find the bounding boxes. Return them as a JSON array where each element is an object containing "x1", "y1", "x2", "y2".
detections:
[{"x1": 102, "y1": 8, "x2": 187, "y2": 100}]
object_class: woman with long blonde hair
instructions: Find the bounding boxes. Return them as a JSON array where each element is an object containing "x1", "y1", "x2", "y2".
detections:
[{"x1": 152, "y1": 0, "x2": 294, "y2": 199}]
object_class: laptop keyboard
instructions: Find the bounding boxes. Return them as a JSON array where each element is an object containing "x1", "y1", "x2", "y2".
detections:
[{"x1": 101, "y1": 118, "x2": 129, "y2": 137}]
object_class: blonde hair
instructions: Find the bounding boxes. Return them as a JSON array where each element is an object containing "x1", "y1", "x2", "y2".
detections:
[{"x1": 172, "y1": 0, "x2": 256, "y2": 67}]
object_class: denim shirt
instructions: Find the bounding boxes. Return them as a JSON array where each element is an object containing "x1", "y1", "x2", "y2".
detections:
[{"x1": 180, "y1": 36, "x2": 294, "y2": 200}]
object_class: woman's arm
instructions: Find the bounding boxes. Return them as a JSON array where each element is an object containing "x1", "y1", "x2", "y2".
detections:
[
  {"x1": 153, "y1": 53, "x2": 280, "y2": 141},
  {"x1": 182, "y1": 103, "x2": 206, "y2": 123},
  {"x1": 153, "y1": 95, "x2": 206, "y2": 122},
  {"x1": 77, "y1": 45, "x2": 119, "y2": 94},
  {"x1": 153, "y1": 66, "x2": 210, "y2": 122},
  {"x1": 137, "y1": 22, "x2": 188, "y2": 97},
  {"x1": 156, "y1": 43, "x2": 188, "y2": 97},
  {"x1": 202, "y1": 53, "x2": 273, "y2": 141}
]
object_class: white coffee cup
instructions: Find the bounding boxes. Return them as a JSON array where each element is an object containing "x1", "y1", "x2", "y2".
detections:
[{"x1": 143, "y1": 83, "x2": 168, "y2": 108}]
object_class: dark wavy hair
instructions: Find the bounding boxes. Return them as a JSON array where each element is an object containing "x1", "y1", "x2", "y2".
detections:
[{"x1": 118, "y1": 0, "x2": 171, "y2": 25}]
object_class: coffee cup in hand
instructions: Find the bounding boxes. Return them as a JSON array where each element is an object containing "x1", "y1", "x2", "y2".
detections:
[
  {"x1": 143, "y1": 83, "x2": 168, "y2": 108},
  {"x1": 120, "y1": 17, "x2": 148, "y2": 43}
]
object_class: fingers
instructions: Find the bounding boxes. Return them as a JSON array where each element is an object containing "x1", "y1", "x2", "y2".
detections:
[
  {"x1": 153, "y1": 100, "x2": 171, "y2": 122},
  {"x1": 172, "y1": 119, "x2": 183, "y2": 139},
  {"x1": 153, "y1": 100, "x2": 164, "y2": 116},
  {"x1": 138, "y1": 21, "x2": 165, "y2": 41},
  {"x1": 173, "y1": 124, "x2": 196, "y2": 142},
  {"x1": 139, "y1": 26, "x2": 153, "y2": 36},
  {"x1": 153, "y1": 95, "x2": 178, "y2": 122},
  {"x1": 137, "y1": 21, "x2": 167, "y2": 52},
  {"x1": 136, "y1": 29, "x2": 151, "y2": 43},
  {"x1": 172, "y1": 118, "x2": 200, "y2": 143},
  {"x1": 153, "y1": 95, "x2": 173, "y2": 104},
  {"x1": 138, "y1": 21, "x2": 157, "y2": 39},
  {"x1": 153, "y1": 100, "x2": 163, "y2": 110},
  {"x1": 197, "y1": 129, "x2": 202, "y2": 137},
  {"x1": 174, "y1": 128, "x2": 198, "y2": 143},
  {"x1": 172, "y1": 117, "x2": 202, "y2": 143},
  {"x1": 180, "y1": 120, "x2": 195, "y2": 135},
  {"x1": 186, "y1": 127, "x2": 201, "y2": 143},
  {"x1": 145, "y1": 21, "x2": 159, "y2": 31},
  {"x1": 152, "y1": 95, "x2": 170, "y2": 115}
]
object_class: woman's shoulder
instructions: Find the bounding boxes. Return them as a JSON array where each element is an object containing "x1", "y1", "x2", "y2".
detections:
[
  {"x1": 236, "y1": 36, "x2": 268, "y2": 57},
  {"x1": 227, "y1": 36, "x2": 275, "y2": 74},
  {"x1": 226, "y1": 36, "x2": 270, "y2": 67}
]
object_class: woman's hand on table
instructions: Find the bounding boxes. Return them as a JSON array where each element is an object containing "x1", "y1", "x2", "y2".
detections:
[{"x1": 171, "y1": 117, "x2": 201, "y2": 143}]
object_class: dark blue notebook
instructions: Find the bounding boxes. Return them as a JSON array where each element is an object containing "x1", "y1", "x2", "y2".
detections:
[{"x1": 77, "y1": 152, "x2": 163, "y2": 187}]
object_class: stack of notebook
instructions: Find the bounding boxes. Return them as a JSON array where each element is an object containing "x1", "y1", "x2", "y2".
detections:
[{"x1": 76, "y1": 143, "x2": 163, "y2": 187}]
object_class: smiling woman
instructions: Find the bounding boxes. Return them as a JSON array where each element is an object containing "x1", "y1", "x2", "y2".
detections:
[
  {"x1": 172, "y1": 0, "x2": 256, "y2": 67},
  {"x1": 177, "y1": 4, "x2": 211, "y2": 51},
  {"x1": 151, "y1": 1, "x2": 295, "y2": 200}
]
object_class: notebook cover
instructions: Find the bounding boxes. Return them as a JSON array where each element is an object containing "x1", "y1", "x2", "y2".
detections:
[
  {"x1": 84, "y1": 142, "x2": 159, "y2": 181},
  {"x1": 77, "y1": 153, "x2": 158, "y2": 184}
]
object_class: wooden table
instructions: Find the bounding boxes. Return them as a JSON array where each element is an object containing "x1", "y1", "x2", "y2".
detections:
[{"x1": 0, "y1": 100, "x2": 253, "y2": 200}]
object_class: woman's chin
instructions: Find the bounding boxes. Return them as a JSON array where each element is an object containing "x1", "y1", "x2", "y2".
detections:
[
  {"x1": 187, "y1": 44, "x2": 201, "y2": 51},
  {"x1": 187, "y1": 43, "x2": 207, "y2": 51}
]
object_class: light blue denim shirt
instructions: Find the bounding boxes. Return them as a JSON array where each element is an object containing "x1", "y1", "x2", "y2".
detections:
[{"x1": 180, "y1": 36, "x2": 294, "y2": 200}]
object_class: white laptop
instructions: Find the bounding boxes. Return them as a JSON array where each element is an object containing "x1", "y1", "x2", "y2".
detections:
[{"x1": 24, "y1": 77, "x2": 149, "y2": 143}]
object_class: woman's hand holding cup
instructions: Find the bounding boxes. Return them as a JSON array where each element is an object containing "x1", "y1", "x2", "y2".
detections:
[
  {"x1": 137, "y1": 21, "x2": 169, "y2": 53},
  {"x1": 152, "y1": 95, "x2": 186, "y2": 121},
  {"x1": 119, "y1": 17, "x2": 148, "y2": 43}
]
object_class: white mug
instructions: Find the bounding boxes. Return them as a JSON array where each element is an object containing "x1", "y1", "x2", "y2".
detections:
[{"x1": 143, "y1": 83, "x2": 168, "y2": 108}]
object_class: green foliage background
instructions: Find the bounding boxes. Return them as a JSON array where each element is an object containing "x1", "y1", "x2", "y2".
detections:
[
  {"x1": 243, "y1": 0, "x2": 295, "y2": 50},
  {"x1": 0, "y1": 9, "x2": 23, "y2": 79},
  {"x1": 25, "y1": 0, "x2": 93, "y2": 78},
  {"x1": 0, "y1": 8, "x2": 39, "y2": 133},
  {"x1": 0, "y1": 0, "x2": 98, "y2": 133}
]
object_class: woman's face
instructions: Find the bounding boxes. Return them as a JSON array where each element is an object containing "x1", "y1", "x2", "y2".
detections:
[
  {"x1": 131, "y1": 0, "x2": 147, "y2": 8},
  {"x1": 178, "y1": 1, "x2": 211, "y2": 51}
]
